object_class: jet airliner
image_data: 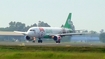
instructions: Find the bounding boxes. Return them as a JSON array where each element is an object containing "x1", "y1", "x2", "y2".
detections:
[{"x1": 14, "y1": 13, "x2": 83, "y2": 43}]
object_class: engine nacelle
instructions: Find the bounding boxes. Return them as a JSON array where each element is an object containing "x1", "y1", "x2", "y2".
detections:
[
  {"x1": 52, "y1": 35, "x2": 61, "y2": 41},
  {"x1": 24, "y1": 36, "x2": 33, "y2": 41}
]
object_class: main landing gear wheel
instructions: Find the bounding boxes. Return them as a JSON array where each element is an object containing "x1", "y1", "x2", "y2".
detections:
[
  {"x1": 38, "y1": 38, "x2": 42, "y2": 43},
  {"x1": 38, "y1": 40, "x2": 42, "y2": 43},
  {"x1": 33, "y1": 40, "x2": 35, "y2": 43},
  {"x1": 56, "y1": 41, "x2": 60, "y2": 43}
]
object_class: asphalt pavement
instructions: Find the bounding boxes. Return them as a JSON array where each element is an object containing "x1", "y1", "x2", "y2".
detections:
[{"x1": 0, "y1": 42, "x2": 105, "y2": 47}]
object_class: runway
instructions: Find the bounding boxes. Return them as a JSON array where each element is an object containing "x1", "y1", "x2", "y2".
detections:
[{"x1": 0, "y1": 42, "x2": 105, "y2": 47}]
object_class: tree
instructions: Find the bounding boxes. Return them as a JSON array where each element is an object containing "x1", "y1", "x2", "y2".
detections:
[
  {"x1": 9, "y1": 21, "x2": 16, "y2": 27},
  {"x1": 9, "y1": 21, "x2": 16, "y2": 31},
  {"x1": 100, "y1": 29, "x2": 104, "y2": 33},
  {"x1": 82, "y1": 30, "x2": 88, "y2": 33},
  {"x1": 0, "y1": 21, "x2": 51, "y2": 31},
  {"x1": 8, "y1": 21, "x2": 26, "y2": 31},
  {"x1": 38, "y1": 21, "x2": 50, "y2": 27},
  {"x1": 89, "y1": 30, "x2": 97, "y2": 34},
  {"x1": 99, "y1": 33, "x2": 105, "y2": 43}
]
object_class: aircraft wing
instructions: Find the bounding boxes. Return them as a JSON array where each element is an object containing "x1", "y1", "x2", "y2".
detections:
[
  {"x1": 46, "y1": 33, "x2": 88, "y2": 37},
  {"x1": 14, "y1": 31, "x2": 27, "y2": 35},
  {"x1": 0, "y1": 31, "x2": 23, "y2": 36},
  {"x1": 59, "y1": 33, "x2": 85, "y2": 36}
]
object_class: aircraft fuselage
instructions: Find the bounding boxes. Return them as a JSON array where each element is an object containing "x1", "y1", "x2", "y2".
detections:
[{"x1": 27, "y1": 27, "x2": 72, "y2": 38}]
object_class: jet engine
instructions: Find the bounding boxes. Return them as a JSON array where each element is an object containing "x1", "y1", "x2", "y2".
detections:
[
  {"x1": 52, "y1": 35, "x2": 61, "y2": 43},
  {"x1": 24, "y1": 36, "x2": 33, "y2": 41}
]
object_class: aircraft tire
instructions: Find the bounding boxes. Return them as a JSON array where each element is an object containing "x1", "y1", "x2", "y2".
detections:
[
  {"x1": 40, "y1": 40, "x2": 42, "y2": 43},
  {"x1": 56, "y1": 41, "x2": 60, "y2": 43},
  {"x1": 38, "y1": 40, "x2": 42, "y2": 43},
  {"x1": 33, "y1": 40, "x2": 35, "y2": 43},
  {"x1": 58, "y1": 41, "x2": 60, "y2": 43}
]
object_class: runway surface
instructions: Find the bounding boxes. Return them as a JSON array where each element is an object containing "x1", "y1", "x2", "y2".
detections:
[{"x1": 0, "y1": 42, "x2": 105, "y2": 47}]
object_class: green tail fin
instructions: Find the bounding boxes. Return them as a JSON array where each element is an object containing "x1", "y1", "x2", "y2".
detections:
[{"x1": 63, "y1": 13, "x2": 72, "y2": 29}]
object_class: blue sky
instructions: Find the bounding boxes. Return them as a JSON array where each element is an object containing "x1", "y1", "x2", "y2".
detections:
[{"x1": 0, "y1": 0, "x2": 105, "y2": 32}]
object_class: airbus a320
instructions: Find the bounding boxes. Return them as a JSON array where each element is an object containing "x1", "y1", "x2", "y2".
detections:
[{"x1": 14, "y1": 13, "x2": 83, "y2": 43}]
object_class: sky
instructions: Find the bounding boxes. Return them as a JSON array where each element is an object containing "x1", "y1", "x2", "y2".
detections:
[{"x1": 0, "y1": 0, "x2": 105, "y2": 32}]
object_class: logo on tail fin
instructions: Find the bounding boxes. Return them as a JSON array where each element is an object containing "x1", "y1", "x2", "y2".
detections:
[
  {"x1": 68, "y1": 19, "x2": 72, "y2": 24},
  {"x1": 63, "y1": 13, "x2": 72, "y2": 29}
]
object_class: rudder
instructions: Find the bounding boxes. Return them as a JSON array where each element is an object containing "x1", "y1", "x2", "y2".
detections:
[{"x1": 63, "y1": 13, "x2": 72, "y2": 29}]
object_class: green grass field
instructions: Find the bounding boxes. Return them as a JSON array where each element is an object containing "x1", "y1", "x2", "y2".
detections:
[{"x1": 0, "y1": 45, "x2": 105, "y2": 59}]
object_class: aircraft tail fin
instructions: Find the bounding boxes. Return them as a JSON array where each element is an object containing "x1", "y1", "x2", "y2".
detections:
[
  {"x1": 63, "y1": 13, "x2": 72, "y2": 29},
  {"x1": 63, "y1": 13, "x2": 75, "y2": 32}
]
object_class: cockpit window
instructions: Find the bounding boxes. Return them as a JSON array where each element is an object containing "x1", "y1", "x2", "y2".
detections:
[
  {"x1": 30, "y1": 29, "x2": 35, "y2": 31},
  {"x1": 29, "y1": 29, "x2": 36, "y2": 33}
]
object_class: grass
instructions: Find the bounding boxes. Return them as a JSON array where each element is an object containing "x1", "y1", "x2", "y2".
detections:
[
  {"x1": 0, "y1": 45, "x2": 105, "y2": 59},
  {"x1": 0, "y1": 51, "x2": 105, "y2": 59}
]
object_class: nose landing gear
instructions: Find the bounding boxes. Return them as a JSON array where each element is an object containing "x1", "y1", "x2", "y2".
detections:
[{"x1": 32, "y1": 37, "x2": 36, "y2": 43}]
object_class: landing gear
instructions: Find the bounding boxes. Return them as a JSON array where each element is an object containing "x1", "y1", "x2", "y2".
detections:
[
  {"x1": 56, "y1": 40, "x2": 60, "y2": 43},
  {"x1": 33, "y1": 40, "x2": 35, "y2": 43},
  {"x1": 32, "y1": 37, "x2": 36, "y2": 43},
  {"x1": 38, "y1": 38, "x2": 43, "y2": 43}
]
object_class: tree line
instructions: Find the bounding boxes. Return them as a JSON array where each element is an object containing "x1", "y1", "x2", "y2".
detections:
[{"x1": 0, "y1": 21, "x2": 50, "y2": 31}]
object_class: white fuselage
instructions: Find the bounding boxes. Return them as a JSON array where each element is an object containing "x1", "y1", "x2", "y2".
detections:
[{"x1": 26, "y1": 27, "x2": 71, "y2": 38}]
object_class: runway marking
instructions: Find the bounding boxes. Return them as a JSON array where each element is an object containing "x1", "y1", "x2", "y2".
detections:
[{"x1": 18, "y1": 43, "x2": 25, "y2": 46}]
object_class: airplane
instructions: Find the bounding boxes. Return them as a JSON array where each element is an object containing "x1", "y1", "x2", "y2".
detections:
[{"x1": 14, "y1": 13, "x2": 84, "y2": 43}]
